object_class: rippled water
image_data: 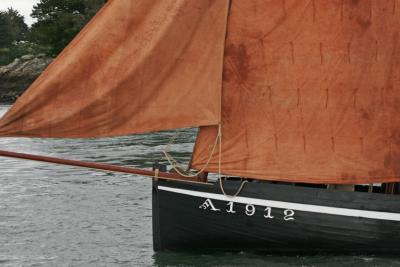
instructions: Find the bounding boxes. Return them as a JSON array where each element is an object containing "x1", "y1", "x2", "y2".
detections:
[{"x1": 0, "y1": 104, "x2": 399, "y2": 267}]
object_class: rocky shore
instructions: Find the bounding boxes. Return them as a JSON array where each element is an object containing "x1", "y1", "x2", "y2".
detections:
[{"x1": 0, "y1": 55, "x2": 52, "y2": 103}]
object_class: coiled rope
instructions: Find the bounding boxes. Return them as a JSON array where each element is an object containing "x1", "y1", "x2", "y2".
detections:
[
  {"x1": 162, "y1": 125, "x2": 222, "y2": 178},
  {"x1": 163, "y1": 124, "x2": 247, "y2": 197}
]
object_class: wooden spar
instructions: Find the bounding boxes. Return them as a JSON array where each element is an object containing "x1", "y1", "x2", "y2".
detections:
[{"x1": 0, "y1": 150, "x2": 200, "y2": 182}]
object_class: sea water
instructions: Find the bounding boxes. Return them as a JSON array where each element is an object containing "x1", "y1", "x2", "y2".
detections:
[{"x1": 0, "y1": 105, "x2": 399, "y2": 267}]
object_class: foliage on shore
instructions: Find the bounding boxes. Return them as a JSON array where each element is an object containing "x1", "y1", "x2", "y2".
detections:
[
  {"x1": 0, "y1": 0, "x2": 106, "y2": 66},
  {"x1": 0, "y1": 0, "x2": 106, "y2": 102},
  {"x1": 0, "y1": 54, "x2": 52, "y2": 103}
]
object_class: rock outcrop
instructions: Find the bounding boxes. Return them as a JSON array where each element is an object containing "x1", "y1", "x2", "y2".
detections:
[{"x1": 0, "y1": 54, "x2": 52, "y2": 103}]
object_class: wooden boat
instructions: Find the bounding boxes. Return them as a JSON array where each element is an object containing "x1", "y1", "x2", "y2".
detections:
[
  {"x1": 153, "y1": 179, "x2": 400, "y2": 252},
  {"x1": 0, "y1": 0, "x2": 399, "y2": 253}
]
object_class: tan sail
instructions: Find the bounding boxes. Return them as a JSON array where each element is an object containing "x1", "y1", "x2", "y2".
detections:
[
  {"x1": 192, "y1": 0, "x2": 400, "y2": 184},
  {"x1": 0, "y1": 0, "x2": 229, "y2": 138}
]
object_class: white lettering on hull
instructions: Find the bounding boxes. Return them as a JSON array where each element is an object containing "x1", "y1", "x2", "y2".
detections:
[
  {"x1": 158, "y1": 186, "x2": 400, "y2": 222},
  {"x1": 199, "y1": 198, "x2": 294, "y2": 219},
  {"x1": 199, "y1": 199, "x2": 220, "y2": 211}
]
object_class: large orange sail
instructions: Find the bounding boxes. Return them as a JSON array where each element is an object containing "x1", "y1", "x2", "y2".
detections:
[
  {"x1": 2, "y1": 0, "x2": 400, "y2": 184},
  {"x1": 0, "y1": 0, "x2": 229, "y2": 138},
  {"x1": 192, "y1": 0, "x2": 400, "y2": 184}
]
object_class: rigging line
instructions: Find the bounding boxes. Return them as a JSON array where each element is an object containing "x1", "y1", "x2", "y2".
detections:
[
  {"x1": 219, "y1": 177, "x2": 248, "y2": 198},
  {"x1": 216, "y1": 123, "x2": 247, "y2": 197},
  {"x1": 162, "y1": 129, "x2": 188, "y2": 171},
  {"x1": 162, "y1": 124, "x2": 221, "y2": 178},
  {"x1": 165, "y1": 129, "x2": 181, "y2": 152}
]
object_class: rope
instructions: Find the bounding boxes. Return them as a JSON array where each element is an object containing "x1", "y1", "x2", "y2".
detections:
[
  {"x1": 162, "y1": 125, "x2": 222, "y2": 178},
  {"x1": 165, "y1": 130, "x2": 181, "y2": 153},
  {"x1": 163, "y1": 125, "x2": 246, "y2": 198},
  {"x1": 219, "y1": 177, "x2": 247, "y2": 198},
  {"x1": 216, "y1": 125, "x2": 247, "y2": 197}
]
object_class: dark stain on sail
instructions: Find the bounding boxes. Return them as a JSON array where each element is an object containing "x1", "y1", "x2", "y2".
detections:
[
  {"x1": 357, "y1": 17, "x2": 371, "y2": 29},
  {"x1": 224, "y1": 44, "x2": 249, "y2": 81},
  {"x1": 361, "y1": 109, "x2": 371, "y2": 120},
  {"x1": 222, "y1": 67, "x2": 232, "y2": 83}
]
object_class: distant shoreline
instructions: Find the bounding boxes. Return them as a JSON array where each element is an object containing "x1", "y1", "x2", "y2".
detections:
[
  {"x1": 0, "y1": 95, "x2": 18, "y2": 104},
  {"x1": 0, "y1": 100, "x2": 15, "y2": 105},
  {"x1": 0, "y1": 54, "x2": 52, "y2": 106}
]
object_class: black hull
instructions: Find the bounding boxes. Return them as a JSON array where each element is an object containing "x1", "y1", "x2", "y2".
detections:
[{"x1": 152, "y1": 179, "x2": 400, "y2": 253}]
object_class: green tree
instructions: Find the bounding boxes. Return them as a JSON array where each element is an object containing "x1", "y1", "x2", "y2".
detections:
[
  {"x1": 0, "y1": 8, "x2": 30, "y2": 65},
  {"x1": 30, "y1": 0, "x2": 106, "y2": 56},
  {"x1": 0, "y1": 8, "x2": 28, "y2": 48},
  {"x1": 6, "y1": 8, "x2": 29, "y2": 42},
  {"x1": 0, "y1": 14, "x2": 14, "y2": 48}
]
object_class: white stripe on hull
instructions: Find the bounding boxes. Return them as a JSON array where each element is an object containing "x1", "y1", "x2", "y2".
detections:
[{"x1": 158, "y1": 186, "x2": 400, "y2": 222}]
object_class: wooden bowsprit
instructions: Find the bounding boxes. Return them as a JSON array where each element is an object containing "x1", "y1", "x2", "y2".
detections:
[{"x1": 0, "y1": 150, "x2": 201, "y2": 183}]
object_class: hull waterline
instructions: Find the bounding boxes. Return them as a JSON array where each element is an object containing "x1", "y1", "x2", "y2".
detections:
[{"x1": 152, "y1": 179, "x2": 400, "y2": 253}]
